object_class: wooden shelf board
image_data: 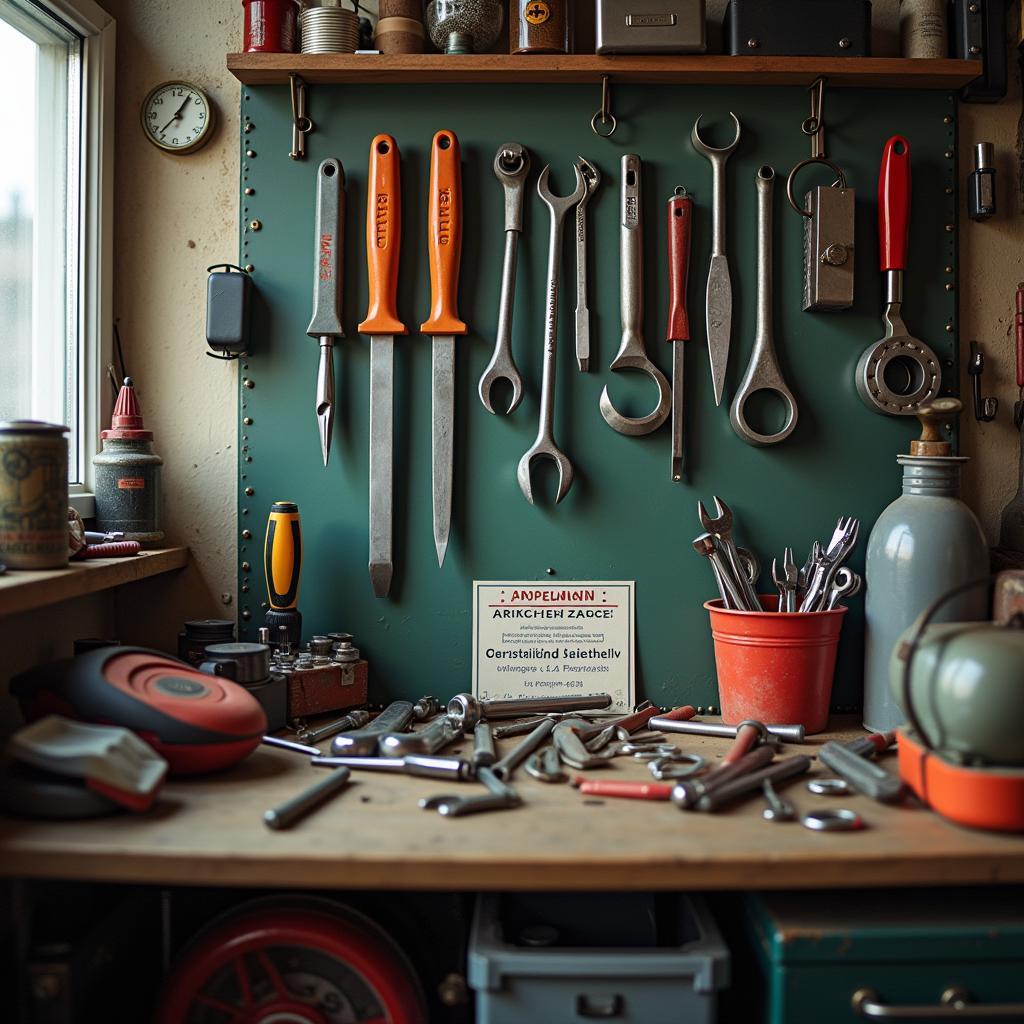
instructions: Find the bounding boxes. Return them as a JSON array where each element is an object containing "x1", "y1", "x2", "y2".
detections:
[
  {"x1": 0, "y1": 547, "x2": 189, "y2": 618},
  {"x1": 3, "y1": 717, "x2": 1022, "y2": 891},
  {"x1": 227, "y1": 54, "x2": 979, "y2": 88}
]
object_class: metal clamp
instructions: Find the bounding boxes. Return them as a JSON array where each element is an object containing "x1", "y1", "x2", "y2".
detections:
[
  {"x1": 590, "y1": 75, "x2": 617, "y2": 137},
  {"x1": 968, "y1": 341, "x2": 999, "y2": 422}
]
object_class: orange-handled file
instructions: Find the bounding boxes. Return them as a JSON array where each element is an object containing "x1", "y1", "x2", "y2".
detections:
[
  {"x1": 359, "y1": 134, "x2": 407, "y2": 337},
  {"x1": 420, "y1": 129, "x2": 468, "y2": 337}
]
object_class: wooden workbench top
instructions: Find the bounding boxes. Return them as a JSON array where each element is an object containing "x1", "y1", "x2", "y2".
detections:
[{"x1": 1, "y1": 718, "x2": 1022, "y2": 891}]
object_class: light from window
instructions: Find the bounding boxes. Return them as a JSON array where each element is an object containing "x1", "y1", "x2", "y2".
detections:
[{"x1": 0, "y1": 1, "x2": 81, "y2": 481}]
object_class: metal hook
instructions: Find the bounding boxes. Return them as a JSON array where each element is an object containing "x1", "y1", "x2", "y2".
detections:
[
  {"x1": 289, "y1": 73, "x2": 314, "y2": 160},
  {"x1": 800, "y1": 77, "x2": 826, "y2": 159},
  {"x1": 590, "y1": 75, "x2": 617, "y2": 137},
  {"x1": 968, "y1": 341, "x2": 999, "y2": 422}
]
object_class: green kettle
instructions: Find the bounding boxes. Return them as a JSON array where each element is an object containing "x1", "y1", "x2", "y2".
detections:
[{"x1": 890, "y1": 576, "x2": 1024, "y2": 767}]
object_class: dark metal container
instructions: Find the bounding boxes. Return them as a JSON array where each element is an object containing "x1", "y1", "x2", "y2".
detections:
[
  {"x1": 93, "y1": 378, "x2": 164, "y2": 545},
  {"x1": 0, "y1": 420, "x2": 69, "y2": 569},
  {"x1": 723, "y1": 0, "x2": 871, "y2": 56},
  {"x1": 178, "y1": 619, "x2": 236, "y2": 667}
]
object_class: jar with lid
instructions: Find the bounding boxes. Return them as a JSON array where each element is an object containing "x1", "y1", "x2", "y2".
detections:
[{"x1": 511, "y1": 0, "x2": 572, "y2": 53}]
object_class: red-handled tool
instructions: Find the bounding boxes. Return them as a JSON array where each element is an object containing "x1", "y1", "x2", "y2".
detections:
[
  {"x1": 574, "y1": 777, "x2": 675, "y2": 801},
  {"x1": 420, "y1": 130, "x2": 467, "y2": 569},
  {"x1": 855, "y1": 135, "x2": 940, "y2": 417},
  {"x1": 658, "y1": 704, "x2": 697, "y2": 723},
  {"x1": 359, "y1": 134, "x2": 407, "y2": 599},
  {"x1": 666, "y1": 186, "x2": 693, "y2": 482},
  {"x1": 1015, "y1": 282, "x2": 1024, "y2": 428}
]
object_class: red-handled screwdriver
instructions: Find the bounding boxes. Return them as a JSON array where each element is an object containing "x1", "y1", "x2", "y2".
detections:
[{"x1": 666, "y1": 187, "x2": 693, "y2": 482}]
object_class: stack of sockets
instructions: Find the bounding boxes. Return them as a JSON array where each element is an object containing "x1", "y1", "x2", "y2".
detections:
[{"x1": 300, "y1": 0, "x2": 360, "y2": 53}]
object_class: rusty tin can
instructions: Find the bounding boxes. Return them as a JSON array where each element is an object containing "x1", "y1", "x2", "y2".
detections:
[{"x1": 0, "y1": 420, "x2": 69, "y2": 569}]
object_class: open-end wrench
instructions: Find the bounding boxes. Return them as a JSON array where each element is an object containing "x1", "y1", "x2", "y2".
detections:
[
  {"x1": 420, "y1": 765, "x2": 521, "y2": 817},
  {"x1": 329, "y1": 700, "x2": 414, "y2": 755},
  {"x1": 730, "y1": 166, "x2": 798, "y2": 446},
  {"x1": 693, "y1": 532, "x2": 747, "y2": 610},
  {"x1": 479, "y1": 143, "x2": 529, "y2": 415},
  {"x1": 574, "y1": 155, "x2": 601, "y2": 372},
  {"x1": 697, "y1": 496, "x2": 761, "y2": 611},
  {"x1": 517, "y1": 163, "x2": 587, "y2": 505},
  {"x1": 691, "y1": 113, "x2": 741, "y2": 407},
  {"x1": 379, "y1": 714, "x2": 460, "y2": 756},
  {"x1": 600, "y1": 154, "x2": 671, "y2": 436}
]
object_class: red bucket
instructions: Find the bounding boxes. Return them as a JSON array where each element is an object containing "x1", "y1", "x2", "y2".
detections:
[{"x1": 705, "y1": 596, "x2": 846, "y2": 734}]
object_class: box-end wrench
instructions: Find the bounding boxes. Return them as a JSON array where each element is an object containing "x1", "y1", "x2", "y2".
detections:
[
  {"x1": 691, "y1": 113, "x2": 741, "y2": 408},
  {"x1": 517, "y1": 163, "x2": 587, "y2": 505},
  {"x1": 574, "y1": 156, "x2": 601, "y2": 372},
  {"x1": 329, "y1": 700, "x2": 414, "y2": 755},
  {"x1": 599, "y1": 154, "x2": 671, "y2": 437},
  {"x1": 479, "y1": 143, "x2": 529, "y2": 416}
]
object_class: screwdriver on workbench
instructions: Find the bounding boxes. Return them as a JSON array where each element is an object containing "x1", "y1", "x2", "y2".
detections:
[
  {"x1": 306, "y1": 158, "x2": 346, "y2": 467},
  {"x1": 665, "y1": 186, "x2": 693, "y2": 483},
  {"x1": 420, "y1": 130, "x2": 467, "y2": 568},
  {"x1": 359, "y1": 135, "x2": 406, "y2": 598}
]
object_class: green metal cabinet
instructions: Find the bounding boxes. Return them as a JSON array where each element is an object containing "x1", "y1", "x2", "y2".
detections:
[{"x1": 747, "y1": 889, "x2": 1024, "y2": 1023}]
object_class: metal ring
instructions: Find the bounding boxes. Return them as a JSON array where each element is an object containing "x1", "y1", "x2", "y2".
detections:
[
  {"x1": 590, "y1": 110, "x2": 617, "y2": 138},
  {"x1": 648, "y1": 753, "x2": 705, "y2": 780},
  {"x1": 785, "y1": 157, "x2": 849, "y2": 219},
  {"x1": 806, "y1": 778, "x2": 852, "y2": 796},
  {"x1": 802, "y1": 808, "x2": 864, "y2": 832}
]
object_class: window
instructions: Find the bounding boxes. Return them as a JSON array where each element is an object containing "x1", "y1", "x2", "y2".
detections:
[{"x1": 0, "y1": 0, "x2": 113, "y2": 510}]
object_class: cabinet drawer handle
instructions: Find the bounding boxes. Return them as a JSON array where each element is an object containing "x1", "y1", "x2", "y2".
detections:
[
  {"x1": 576, "y1": 993, "x2": 624, "y2": 1018},
  {"x1": 853, "y1": 986, "x2": 1024, "y2": 1019}
]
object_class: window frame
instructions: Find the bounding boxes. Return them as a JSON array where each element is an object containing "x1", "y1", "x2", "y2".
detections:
[{"x1": 3, "y1": 0, "x2": 115, "y2": 517}]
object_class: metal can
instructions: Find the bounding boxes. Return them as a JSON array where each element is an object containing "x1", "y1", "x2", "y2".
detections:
[
  {"x1": 242, "y1": 0, "x2": 300, "y2": 53},
  {"x1": 0, "y1": 420, "x2": 69, "y2": 569}
]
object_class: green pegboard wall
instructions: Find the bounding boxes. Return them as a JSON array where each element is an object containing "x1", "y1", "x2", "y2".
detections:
[{"x1": 236, "y1": 83, "x2": 958, "y2": 711}]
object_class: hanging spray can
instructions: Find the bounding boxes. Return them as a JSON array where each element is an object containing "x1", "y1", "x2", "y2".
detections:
[{"x1": 93, "y1": 377, "x2": 164, "y2": 545}]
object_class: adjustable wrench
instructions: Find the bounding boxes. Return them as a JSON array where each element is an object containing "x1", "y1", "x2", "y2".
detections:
[
  {"x1": 517, "y1": 163, "x2": 587, "y2": 505},
  {"x1": 599, "y1": 154, "x2": 671, "y2": 436},
  {"x1": 574, "y1": 156, "x2": 601, "y2": 372},
  {"x1": 329, "y1": 700, "x2": 414, "y2": 756},
  {"x1": 479, "y1": 143, "x2": 529, "y2": 415}
]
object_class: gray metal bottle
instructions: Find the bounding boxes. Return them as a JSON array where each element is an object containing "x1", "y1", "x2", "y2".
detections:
[{"x1": 863, "y1": 402, "x2": 988, "y2": 732}]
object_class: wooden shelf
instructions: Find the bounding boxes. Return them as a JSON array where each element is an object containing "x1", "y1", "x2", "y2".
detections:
[
  {"x1": 3, "y1": 717, "x2": 1023, "y2": 891},
  {"x1": 227, "y1": 53, "x2": 980, "y2": 88},
  {"x1": 0, "y1": 547, "x2": 189, "y2": 618}
]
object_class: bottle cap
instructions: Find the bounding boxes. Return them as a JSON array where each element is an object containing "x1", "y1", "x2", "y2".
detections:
[
  {"x1": 101, "y1": 377, "x2": 153, "y2": 440},
  {"x1": 910, "y1": 398, "x2": 960, "y2": 457},
  {"x1": 974, "y1": 142, "x2": 994, "y2": 171}
]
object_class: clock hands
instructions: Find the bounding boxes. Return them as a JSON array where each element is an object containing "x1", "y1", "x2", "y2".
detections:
[{"x1": 160, "y1": 93, "x2": 192, "y2": 134}]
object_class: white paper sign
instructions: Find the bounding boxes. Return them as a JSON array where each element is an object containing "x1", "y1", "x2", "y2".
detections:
[{"x1": 472, "y1": 581, "x2": 635, "y2": 714}]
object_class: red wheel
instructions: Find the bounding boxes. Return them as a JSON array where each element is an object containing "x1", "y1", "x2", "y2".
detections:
[{"x1": 155, "y1": 902, "x2": 427, "y2": 1024}]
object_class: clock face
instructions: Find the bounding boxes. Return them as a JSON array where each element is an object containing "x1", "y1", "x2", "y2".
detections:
[{"x1": 141, "y1": 82, "x2": 215, "y2": 154}]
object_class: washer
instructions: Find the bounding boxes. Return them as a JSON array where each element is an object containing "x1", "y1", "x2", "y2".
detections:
[
  {"x1": 802, "y1": 808, "x2": 864, "y2": 832},
  {"x1": 806, "y1": 778, "x2": 852, "y2": 796}
]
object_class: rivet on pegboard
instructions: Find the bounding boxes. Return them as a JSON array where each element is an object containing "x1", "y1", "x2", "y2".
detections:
[
  {"x1": 245, "y1": 487, "x2": 254, "y2": 496},
  {"x1": 945, "y1": 265, "x2": 953, "y2": 273},
  {"x1": 245, "y1": 264, "x2": 254, "y2": 273},
  {"x1": 944, "y1": 224, "x2": 954, "y2": 232},
  {"x1": 943, "y1": 115, "x2": 953, "y2": 125},
  {"x1": 944, "y1": 283, "x2": 954, "y2": 292},
  {"x1": 944, "y1": 186, "x2": 954, "y2": 195},
  {"x1": 246, "y1": 149, "x2": 256, "y2": 158},
  {"x1": 243, "y1": 378, "x2": 255, "y2": 389},
  {"x1": 242, "y1": 508, "x2": 249, "y2": 515},
  {"x1": 944, "y1": 149, "x2": 954, "y2": 159},
  {"x1": 244, "y1": 123, "x2": 254, "y2": 134},
  {"x1": 241, "y1": 561, "x2": 251, "y2": 571},
  {"x1": 243, "y1": 416, "x2": 253, "y2": 425},
  {"x1": 242, "y1": 529, "x2": 252, "y2": 540},
  {"x1": 244, "y1": 187, "x2": 255, "y2": 196},
  {"x1": 945, "y1": 323, "x2": 954, "y2": 333},
  {"x1": 242, "y1": 609, "x2": 252, "y2": 620}
]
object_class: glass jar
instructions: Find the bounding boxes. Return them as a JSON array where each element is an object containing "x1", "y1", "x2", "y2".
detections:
[{"x1": 511, "y1": 0, "x2": 572, "y2": 53}]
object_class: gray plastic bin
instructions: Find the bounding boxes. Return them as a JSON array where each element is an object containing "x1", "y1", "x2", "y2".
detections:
[{"x1": 468, "y1": 893, "x2": 730, "y2": 1023}]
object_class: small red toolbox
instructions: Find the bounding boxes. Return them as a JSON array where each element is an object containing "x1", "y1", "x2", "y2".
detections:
[{"x1": 286, "y1": 660, "x2": 368, "y2": 719}]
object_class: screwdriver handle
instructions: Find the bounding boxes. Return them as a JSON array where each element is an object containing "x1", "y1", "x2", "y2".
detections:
[
  {"x1": 878, "y1": 135, "x2": 911, "y2": 273},
  {"x1": 666, "y1": 190, "x2": 693, "y2": 342},
  {"x1": 264, "y1": 501, "x2": 302, "y2": 609},
  {"x1": 1015, "y1": 282, "x2": 1024, "y2": 388},
  {"x1": 420, "y1": 130, "x2": 467, "y2": 337},
  {"x1": 574, "y1": 778, "x2": 674, "y2": 801},
  {"x1": 359, "y1": 134, "x2": 407, "y2": 337},
  {"x1": 658, "y1": 704, "x2": 697, "y2": 722},
  {"x1": 306, "y1": 158, "x2": 346, "y2": 338}
]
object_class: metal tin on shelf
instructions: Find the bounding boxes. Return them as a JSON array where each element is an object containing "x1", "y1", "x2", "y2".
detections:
[{"x1": 0, "y1": 420, "x2": 69, "y2": 570}]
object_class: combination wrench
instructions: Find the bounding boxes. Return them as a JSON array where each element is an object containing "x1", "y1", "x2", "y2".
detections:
[
  {"x1": 517, "y1": 162, "x2": 587, "y2": 505},
  {"x1": 479, "y1": 143, "x2": 529, "y2": 415},
  {"x1": 691, "y1": 113, "x2": 741, "y2": 407},
  {"x1": 730, "y1": 166, "x2": 798, "y2": 446},
  {"x1": 574, "y1": 156, "x2": 601, "y2": 372},
  {"x1": 599, "y1": 154, "x2": 671, "y2": 436}
]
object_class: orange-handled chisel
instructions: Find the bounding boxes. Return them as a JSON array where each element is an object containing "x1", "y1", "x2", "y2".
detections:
[
  {"x1": 359, "y1": 135, "x2": 406, "y2": 599},
  {"x1": 420, "y1": 130, "x2": 467, "y2": 569},
  {"x1": 666, "y1": 186, "x2": 693, "y2": 483}
]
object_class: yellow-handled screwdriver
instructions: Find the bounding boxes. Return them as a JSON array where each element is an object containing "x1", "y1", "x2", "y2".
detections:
[{"x1": 264, "y1": 501, "x2": 302, "y2": 645}]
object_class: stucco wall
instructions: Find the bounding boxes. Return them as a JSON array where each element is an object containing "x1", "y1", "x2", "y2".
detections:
[{"x1": 1, "y1": 1, "x2": 1020, "y2": 723}]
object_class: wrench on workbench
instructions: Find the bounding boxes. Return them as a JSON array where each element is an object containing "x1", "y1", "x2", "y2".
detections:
[
  {"x1": 479, "y1": 143, "x2": 529, "y2": 415},
  {"x1": 517, "y1": 162, "x2": 587, "y2": 505}
]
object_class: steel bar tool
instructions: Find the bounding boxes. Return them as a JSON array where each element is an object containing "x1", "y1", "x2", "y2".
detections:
[{"x1": 665, "y1": 185, "x2": 694, "y2": 480}]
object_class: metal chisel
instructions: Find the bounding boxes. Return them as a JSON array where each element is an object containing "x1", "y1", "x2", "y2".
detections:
[
  {"x1": 665, "y1": 186, "x2": 693, "y2": 482},
  {"x1": 420, "y1": 130, "x2": 467, "y2": 568},
  {"x1": 359, "y1": 135, "x2": 406, "y2": 598},
  {"x1": 306, "y1": 158, "x2": 346, "y2": 466}
]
